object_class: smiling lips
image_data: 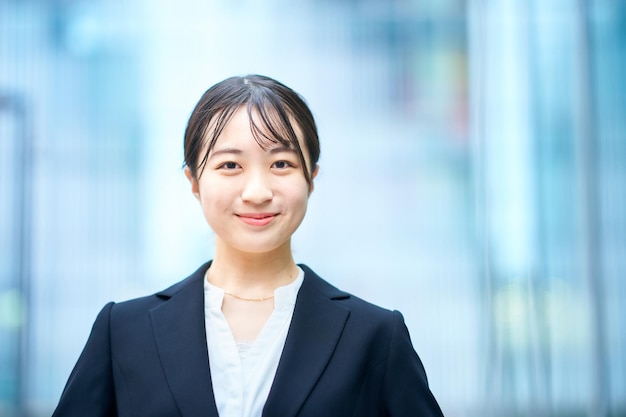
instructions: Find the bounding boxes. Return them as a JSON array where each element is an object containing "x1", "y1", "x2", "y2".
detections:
[{"x1": 236, "y1": 213, "x2": 277, "y2": 226}]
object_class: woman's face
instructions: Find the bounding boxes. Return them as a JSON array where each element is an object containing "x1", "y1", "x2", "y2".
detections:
[{"x1": 185, "y1": 106, "x2": 317, "y2": 256}]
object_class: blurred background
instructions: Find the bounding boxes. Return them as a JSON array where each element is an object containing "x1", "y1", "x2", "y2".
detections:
[{"x1": 1, "y1": 0, "x2": 625, "y2": 416}]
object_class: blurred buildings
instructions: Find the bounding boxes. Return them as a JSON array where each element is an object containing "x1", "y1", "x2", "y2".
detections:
[{"x1": 1, "y1": 0, "x2": 625, "y2": 416}]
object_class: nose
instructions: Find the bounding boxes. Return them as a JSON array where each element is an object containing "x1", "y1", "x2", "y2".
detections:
[{"x1": 241, "y1": 171, "x2": 273, "y2": 204}]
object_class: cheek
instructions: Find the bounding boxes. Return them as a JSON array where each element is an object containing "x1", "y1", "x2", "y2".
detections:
[
  {"x1": 286, "y1": 183, "x2": 311, "y2": 211},
  {"x1": 197, "y1": 182, "x2": 230, "y2": 214},
  {"x1": 198, "y1": 173, "x2": 232, "y2": 196}
]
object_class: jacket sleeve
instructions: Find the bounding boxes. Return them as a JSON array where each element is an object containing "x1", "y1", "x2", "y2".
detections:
[
  {"x1": 382, "y1": 310, "x2": 445, "y2": 417},
  {"x1": 52, "y1": 302, "x2": 117, "y2": 417}
]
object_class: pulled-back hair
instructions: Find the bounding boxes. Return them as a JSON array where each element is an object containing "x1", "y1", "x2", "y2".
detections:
[{"x1": 183, "y1": 75, "x2": 320, "y2": 185}]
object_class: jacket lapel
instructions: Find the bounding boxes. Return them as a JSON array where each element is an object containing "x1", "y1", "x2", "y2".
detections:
[
  {"x1": 263, "y1": 265, "x2": 350, "y2": 416},
  {"x1": 150, "y1": 262, "x2": 220, "y2": 417}
]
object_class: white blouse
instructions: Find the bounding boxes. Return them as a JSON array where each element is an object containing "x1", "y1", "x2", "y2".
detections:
[{"x1": 203, "y1": 268, "x2": 304, "y2": 417}]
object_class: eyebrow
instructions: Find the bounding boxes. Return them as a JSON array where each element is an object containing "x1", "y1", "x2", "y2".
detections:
[
  {"x1": 269, "y1": 145, "x2": 296, "y2": 154},
  {"x1": 208, "y1": 148, "x2": 242, "y2": 159},
  {"x1": 209, "y1": 145, "x2": 295, "y2": 159}
]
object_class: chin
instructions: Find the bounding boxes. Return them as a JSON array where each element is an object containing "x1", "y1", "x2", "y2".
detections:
[{"x1": 231, "y1": 239, "x2": 290, "y2": 256}]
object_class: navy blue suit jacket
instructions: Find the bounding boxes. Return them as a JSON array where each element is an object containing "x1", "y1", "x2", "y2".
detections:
[{"x1": 53, "y1": 262, "x2": 444, "y2": 417}]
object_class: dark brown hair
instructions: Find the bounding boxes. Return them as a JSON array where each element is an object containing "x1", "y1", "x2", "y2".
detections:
[{"x1": 183, "y1": 75, "x2": 320, "y2": 184}]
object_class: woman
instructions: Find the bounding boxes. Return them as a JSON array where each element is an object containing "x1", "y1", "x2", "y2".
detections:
[{"x1": 53, "y1": 75, "x2": 444, "y2": 417}]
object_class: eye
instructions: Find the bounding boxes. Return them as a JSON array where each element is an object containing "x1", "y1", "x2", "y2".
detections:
[
  {"x1": 219, "y1": 161, "x2": 240, "y2": 170},
  {"x1": 272, "y1": 160, "x2": 294, "y2": 169}
]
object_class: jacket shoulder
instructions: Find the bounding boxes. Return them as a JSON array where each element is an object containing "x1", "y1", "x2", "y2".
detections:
[
  {"x1": 299, "y1": 264, "x2": 397, "y2": 322},
  {"x1": 111, "y1": 261, "x2": 210, "y2": 317}
]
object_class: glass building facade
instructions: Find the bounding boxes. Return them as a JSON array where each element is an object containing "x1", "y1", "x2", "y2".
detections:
[{"x1": 1, "y1": 0, "x2": 624, "y2": 416}]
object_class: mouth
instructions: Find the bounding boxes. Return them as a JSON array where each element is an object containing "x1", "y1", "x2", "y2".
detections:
[{"x1": 236, "y1": 213, "x2": 277, "y2": 226}]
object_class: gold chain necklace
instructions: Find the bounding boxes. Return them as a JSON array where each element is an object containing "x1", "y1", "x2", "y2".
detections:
[{"x1": 224, "y1": 292, "x2": 274, "y2": 302}]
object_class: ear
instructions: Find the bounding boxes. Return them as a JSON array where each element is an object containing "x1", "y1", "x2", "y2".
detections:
[
  {"x1": 184, "y1": 166, "x2": 201, "y2": 200},
  {"x1": 308, "y1": 165, "x2": 319, "y2": 195}
]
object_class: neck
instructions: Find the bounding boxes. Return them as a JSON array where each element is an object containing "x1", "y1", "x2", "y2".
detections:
[{"x1": 207, "y1": 240, "x2": 298, "y2": 296}]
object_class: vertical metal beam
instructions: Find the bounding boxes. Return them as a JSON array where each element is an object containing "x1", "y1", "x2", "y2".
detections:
[
  {"x1": 467, "y1": 1, "x2": 499, "y2": 415},
  {"x1": 526, "y1": 1, "x2": 552, "y2": 415},
  {"x1": 0, "y1": 93, "x2": 32, "y2": 417},
  {"x1": 575, "y1": 1, "x2": 609, "y2": 416}
]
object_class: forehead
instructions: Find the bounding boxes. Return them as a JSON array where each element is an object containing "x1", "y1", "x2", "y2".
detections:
[
  {"x1": 211, "y1": 106, "x2": 255, "y2": 144},
  {"x1": 209, "y1": 105, "x2": 306, "y2": 154}
]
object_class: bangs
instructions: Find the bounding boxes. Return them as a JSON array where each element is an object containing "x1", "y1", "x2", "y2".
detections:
[
  {"x1": 247, "y1": 96, "x2": 310, "y2": 182},
  {"x1": 248, "y1": 95, "x2": 303, "y2": 153},
  {"x1": 194, "y1": 103, "x2": 241, "y2": 178},
  {"x1": 197, "y1": 95, "x2": 310, "y2": 181},
  {"x1": 185, "y1": 75, "x2": 319, "y2": 185}
]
